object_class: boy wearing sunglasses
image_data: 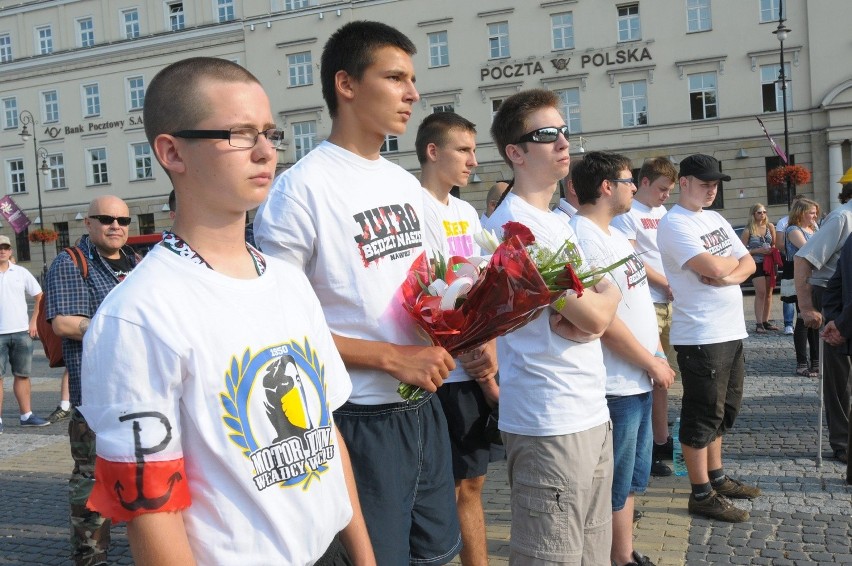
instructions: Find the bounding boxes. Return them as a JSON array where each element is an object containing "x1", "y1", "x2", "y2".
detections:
[
  {"x1": 44, "y1": 194, "x2": 140, "y2": 565},
  {"x1": 482, "y1": 89, "x2": 620, "y2": 564}
]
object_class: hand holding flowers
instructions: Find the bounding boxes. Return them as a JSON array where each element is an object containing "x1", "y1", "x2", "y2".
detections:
[{"x1": 398, "y1": 221, "x2": 629, "y2": 401}]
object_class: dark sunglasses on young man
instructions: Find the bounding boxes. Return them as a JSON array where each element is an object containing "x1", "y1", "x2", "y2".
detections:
[
  {"x1": 89, "y1": 215, "x2": 132, "y2": 226},
  {"x1": 515, "y1": 125, "x2": 570, "y2": 144}
]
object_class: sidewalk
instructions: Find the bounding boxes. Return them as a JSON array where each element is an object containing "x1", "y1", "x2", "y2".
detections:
[{"x1": 2, "y1": 295, "x2": 851, "y2": 564}]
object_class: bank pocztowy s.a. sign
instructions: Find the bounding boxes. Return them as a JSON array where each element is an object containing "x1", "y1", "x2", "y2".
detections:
[
  {"x1": 480, "y1": 45, "x2": 652, "y2": 81},
  {"x1": 41, "y1": 115, "x2": 144, "y2": 139}
]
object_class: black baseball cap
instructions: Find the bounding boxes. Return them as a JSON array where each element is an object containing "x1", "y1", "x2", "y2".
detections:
[{"x1": 678, "y1": 154, "x2": 731, "y2": 182}]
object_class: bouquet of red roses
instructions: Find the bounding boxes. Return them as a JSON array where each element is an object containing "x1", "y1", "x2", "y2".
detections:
[{"x1": 398, "y1": 221, "x2": 628, "y2": 401}]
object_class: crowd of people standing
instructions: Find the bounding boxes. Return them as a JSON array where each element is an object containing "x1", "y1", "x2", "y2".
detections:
[{"x1": 2, "y1": 17, "x2": 851, "y2": 566}]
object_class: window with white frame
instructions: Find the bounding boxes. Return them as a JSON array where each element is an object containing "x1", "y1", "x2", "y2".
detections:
[
  {"x1": 488, "y1": 22, "x2": 509, "y2": 59},
  {"x1": 7, "y1": 159, "x2": 26, "y2": 193},
  {"x1": 551, "y1": 12, "x2": 575, "y2": 50},
  {"x1": 380, "y1": 135, "x2": 399, "y2": 153},
  {"x1": 432, "y1": 104, "x2": 455, "y2": 114},
  {"x1": 46, "y1": 154, "x2": 66, "y2": 190},
  {"x1": 760, "y1": 0, "x2": 785, "y2": 23},
  {"x1": 168, "y1": 2, "x2": 185, "y2": 31},
  {"x1": 761, "y1": 63, "x2": 791, "y2": 112},
  {"x1": 78, "y1": 17, "x2": 95, "y2": 47},
  {"x1": 428, "y1": 31, "x2": 449, "y2": 68},
  {"x1": 285, "y1": 0, "x2": 311, "y2": 9},
  {"x1": 555, "y1": 88, "x2": 582, "y2": 134},
  {"x1": 54, "y1": 222, "x2": 70, "y2": 250},
  {"x1": 687, "y1": 0, "x2": 711, "y2": 32},
  {"x1": 36, "y1": 25, "x2": 53, "y2": 54},
  {"x1": 617, "y1": 4, "x2": 641, "y2": 42},
  {"x1": 491, "y1": 98, "x2": 504, "y2": 122},
  {"x1": 42, "y1": 90, "x2": 59, "y2": 123},
  {"x1": 292, "y1": 120, "x2": 317, "y2": 160},
  {"x1": 87, "y1": 148, "x2": 109, "y2": 185},
  {"x1": 130, "y1": 143, "x2": 153, "y2": 180},
  {"x1": 83, "y1": 84, "x2": 101, "y2": 117},
  {"x1": 122, "y1": 9, "x2": 140, "y2": 39},
  {"x1": 138, "y1": 213, "x2": 155, "y2": 234},
  {"x1": 217, "y1": 0, "x2": 235, "y2": 23},
  {"x1": 127, "y1": 76, "x2": 145, "y2": 110},
  {"x1": 2, "y1": 97, "x2": 18, "y2": 129},
  {"x1": 287, "y1": 52, "x2": 313, "y2": 87},
  {"x1": 0, "y1": 33, "x2": 12, "y2": 62},
  {"x1": 688, "y1": 72, "x2": 717, "y2": 120},
  {"x1": 620, "y1": 80, "x2": 648, "y2": 127}
]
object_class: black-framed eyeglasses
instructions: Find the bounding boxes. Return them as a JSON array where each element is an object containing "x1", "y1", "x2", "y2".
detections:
[
  {"x1": 0, "y1": 245, "x2": 11, "y2": 250},
  {"x1": 89, "y1": 215, "x2": 132, "y2": 226},
  {"x1": 609, "y1": 178, "x2": 636, "y2": 186},
  {"x1": 515, "y1": 125, "x2": 570, "y2": 144},
  {"x1": 170, "y1": 127, "x2": 285, "y2": 149},
  {"x1": 755, "y1": 210, "x2": 767, "y2": 215}
]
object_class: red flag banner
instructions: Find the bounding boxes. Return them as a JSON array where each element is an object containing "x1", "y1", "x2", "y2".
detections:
[
  {"x1": 755, "y1": 116, "x2": 788, "y2": 165},
  {"x1": 0, "y1": 196, "x2": 32, "y2": 234}
]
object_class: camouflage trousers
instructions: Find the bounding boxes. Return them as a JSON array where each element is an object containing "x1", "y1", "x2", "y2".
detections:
[{"x1": 69, "y1": 408, "x2": 111, "y2": 566}]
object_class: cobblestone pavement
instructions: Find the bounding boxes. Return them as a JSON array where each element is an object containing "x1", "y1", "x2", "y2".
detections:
[{"x1": 2, "y1": 297, "x2": 851, "y2": 565}]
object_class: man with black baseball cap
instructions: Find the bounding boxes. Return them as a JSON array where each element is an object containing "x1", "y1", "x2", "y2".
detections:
[{"x1": 657, "y1": 154, "x2": 759, "y2": 522}]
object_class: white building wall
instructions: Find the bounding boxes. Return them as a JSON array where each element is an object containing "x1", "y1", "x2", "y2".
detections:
[{"x1": 1, "y1": 0, "x2": 851, "y2": 272}]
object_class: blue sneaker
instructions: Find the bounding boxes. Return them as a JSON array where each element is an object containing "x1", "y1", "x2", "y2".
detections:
[{"x1": 20, "y1": 414, "x2": 50, "y2": 427}]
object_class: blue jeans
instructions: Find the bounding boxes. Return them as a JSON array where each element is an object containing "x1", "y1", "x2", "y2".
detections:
[
  {"x1": 607, "y1": 392, "x2": 652, "y2": 510},
  {"x1": 783, "y1": 301, "x2": 794, "y2": 327},
  {"x1": 0, "y1": 331, "x2": 33, "y2": 377}
]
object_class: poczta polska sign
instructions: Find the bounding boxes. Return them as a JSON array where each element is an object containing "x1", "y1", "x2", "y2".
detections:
[{"x1": 479, "y1": 46, "x2": 653, "y2": 81}]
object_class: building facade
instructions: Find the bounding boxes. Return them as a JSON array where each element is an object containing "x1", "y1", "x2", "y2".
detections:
[{"x1": 1, "y1": 0, "x2": 851, "y2": 273}]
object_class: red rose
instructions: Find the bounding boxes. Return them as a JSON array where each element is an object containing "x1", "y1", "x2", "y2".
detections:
[{"x1": 502, "y1": 221, "x2": 536, "y2": 246}]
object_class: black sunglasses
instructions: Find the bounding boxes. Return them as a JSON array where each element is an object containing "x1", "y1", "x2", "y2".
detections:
[
  {"x1": 515, "y1": 126, "x2": 570, "y2": 144},
  {"x1": 89, "y1": 215, "x2": 132, "y2": 226}
]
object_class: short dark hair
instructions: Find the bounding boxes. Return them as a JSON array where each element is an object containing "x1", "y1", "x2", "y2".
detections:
[
  {"x1": 168, "y1": 190, "x2": 176, "y2": 212},
  {"x1": 321, "y1": 21, "x2": 416, "y2": 118},
  {"x1": 571, "y1": 151, "x2": 632, "y2": 205},
  {"x1": 638, "y1": 156, "x2": 678, "y2": 186},
  {"x1": 144, "y1": 57, "x2": 260, "y2": 150},
  {"x1": 414, "y1": 112, "x2": 476, "y2": 164},
  {"x1": 490, "y1": 89, "x2": 560, "y2": 166}
]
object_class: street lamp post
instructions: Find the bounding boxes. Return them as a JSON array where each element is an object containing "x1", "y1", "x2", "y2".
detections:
[
  {"x1": 18, "y1": 110, "x2": 52, "y2": 277},
  {"x1": 773, "y1": 6, "x2": 792, "y2": 209}
]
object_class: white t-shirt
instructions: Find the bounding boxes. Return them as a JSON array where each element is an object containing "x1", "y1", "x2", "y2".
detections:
[
  {"x1": 0, "y1": 264, "x2": 41, "y2": 334},
  {"x1": 611, "y1": 201, "x2": 669, "y2": 303},
  {"x1": 80, "y1": 246, "x2": 352, "y2": 566},
  {"x1": 552, "y1": 198, "x2": 577, "y2": 220},
  {"x1": 657, "y1": 205, "x2": 749, "y2": 345},
  {"x1": 482, "y1": 192, "x2": 609, "y2": 436},
  {"x1": 570, "y1": 215, "x2": 656, "y2": 396},
  {"x1": 422, "y1": 190, "x2": 483, "y2": 383},
  {"x1": 254, "y1": 141, "x2": 430, "y2": 404}
]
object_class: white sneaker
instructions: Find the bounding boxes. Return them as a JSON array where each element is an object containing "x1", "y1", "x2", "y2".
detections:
[{"x1": 784, "y1": 325, "x2": 794, "y2": 335}]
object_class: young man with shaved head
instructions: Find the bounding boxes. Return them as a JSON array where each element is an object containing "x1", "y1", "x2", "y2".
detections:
[{"x1": 79, "y1": 57, "x2": 372, "y2": 565}]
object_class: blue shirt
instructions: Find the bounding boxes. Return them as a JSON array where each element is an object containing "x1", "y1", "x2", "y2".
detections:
[{"x1": 45, "y1": 235, "x2": 139, "y2": 406}]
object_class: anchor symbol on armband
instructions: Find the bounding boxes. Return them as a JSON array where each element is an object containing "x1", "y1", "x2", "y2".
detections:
[{"x1": 114, "y1": 411, "x2": 184, "y2": 511}]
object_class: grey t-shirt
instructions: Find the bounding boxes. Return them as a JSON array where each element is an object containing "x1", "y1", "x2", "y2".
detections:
[{"x1": 796, "y1": 201, "x2": 852, "y2": 286}]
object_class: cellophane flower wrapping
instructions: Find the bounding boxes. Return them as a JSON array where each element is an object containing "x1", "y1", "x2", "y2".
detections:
[{"x1": 398, "y1": 235, "x2": 555, "y2": 400}]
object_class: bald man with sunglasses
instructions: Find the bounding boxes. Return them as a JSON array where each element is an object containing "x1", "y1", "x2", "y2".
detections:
[{"x1": 44, "y1": 194, "x2": 140, "y2": 566}]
